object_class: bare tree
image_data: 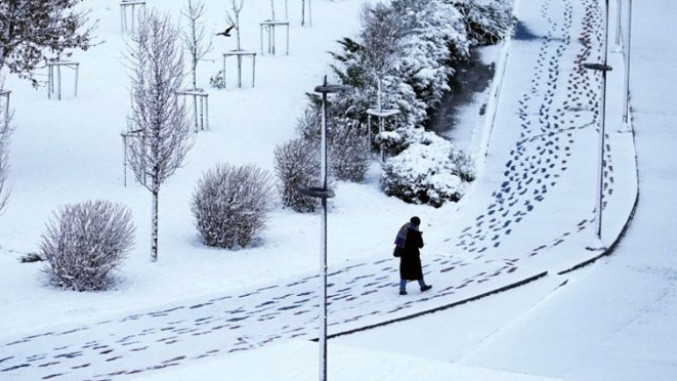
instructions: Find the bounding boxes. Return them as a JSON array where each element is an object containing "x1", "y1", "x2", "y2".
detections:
[
  {"x1": 269, "y1": 0, "x2": 277, "y2": 21},
  {"x1": 181, "y1": 0, "x2": 212, "y2": 131},
  {"x1": 126, "y1": 12, "x2": 192, "y2": 262},
  {"x1": 181, "y1": 0, "x2": 212, "y2": 89},
  {"x1": 226, "y1": 0, "x2": 245, "y2": 51},
  {"x1": 360, "y1": 3, "x2": 404, "y2": 113}
]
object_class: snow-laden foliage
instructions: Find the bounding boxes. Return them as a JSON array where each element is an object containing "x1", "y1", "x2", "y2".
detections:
[
  {"x1": 40, "y1": 201, "x2": 135, "y2": 291},
  {"x1": 296, "y1": 106, "x2": 370, "y2": 182},
  {"x1": 329, "y1": 118, "x2": 371, "y2": 182},
  {"x1": 392, "y1": 0, "x2": 469, "y2": 107},
  {"x1": 446, "y1": 0, "x2": 515, "y2": 45},
  {"x1": 0, "y1": 0, "x2": 95, "y2": 87},
  {"x1": 283, "y1": 0, "x2": 513, "y2": 207},
  {"x1": 125, "y1": 11, "x2": 192, "y2": 261},
  {"x1": 192, "y1": 164, "x2": 272, "y2": 249},
  {"x1": 274, "y1": 138, "x2": 320, "y2": 213},
  {"x1": 381, "y1": 133, "x2": 467, "y2": 207}
]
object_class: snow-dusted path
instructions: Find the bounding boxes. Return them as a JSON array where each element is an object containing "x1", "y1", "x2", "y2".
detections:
[{"x1": 0, "y1": 0, "x2": 638, "y2": 379}]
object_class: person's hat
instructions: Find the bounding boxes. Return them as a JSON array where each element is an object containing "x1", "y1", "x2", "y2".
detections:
[{"x1": 410, "y1": 216, "x2": 421, "y2": 226}]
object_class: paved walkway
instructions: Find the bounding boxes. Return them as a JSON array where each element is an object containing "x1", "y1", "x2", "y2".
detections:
[{"x1": 0, "y1": 0, "x2": 637, "y2": 379}]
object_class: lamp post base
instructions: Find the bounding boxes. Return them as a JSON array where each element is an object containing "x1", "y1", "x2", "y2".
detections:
[
  {"x1": 618, "y1": 122, "x2": 632, "y2": 133},
  {"x1": 586, "y1": 237, "x2": 607, "y2": 252}
]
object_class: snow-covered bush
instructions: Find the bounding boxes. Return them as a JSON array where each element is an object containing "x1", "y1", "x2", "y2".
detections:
[
  {"x1": 274, "y1": 138, "x2": 320, "y2": 212},
  {"x1": 40, "y1": 200, "x2": 135, "y2": 291},
  {"x1": 296, "y1": 106, "x2": 370, "y2": 182},
  {"x1": 450, "y1": 149, "x2": 476, "y2": 182},
  {"x1": 209, "y1": 70, "x2": 225, "y2": 89},
  {"x1": 330, "y1": 118, "x2": 371, "y2": 182},
  {"x1": 381, "y1": 133, "x2": 467, "y2": 207},
  {"x1": 192, "y1": 164, "x2": 272, "y2": 249}
]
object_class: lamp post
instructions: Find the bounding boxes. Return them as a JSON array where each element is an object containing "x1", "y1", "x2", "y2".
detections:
[
  {"x1": 613, "y1": 0, "x2": 623, "y2": 51},
  {"x1": 620, "y1": 0, "x2": 633, "y2": 132},
  {"x1": 583, "y1": 1, "x2": 612, "y2": 250},
  {"x1": 299, "y1": 76, "x2": 348, "y2": 381}
]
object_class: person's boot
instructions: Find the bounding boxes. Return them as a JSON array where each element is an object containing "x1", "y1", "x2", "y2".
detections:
[
  {"x1": 399, "y1": 289, "x2": 407, "y2": 295},
  {"x1": 420, "y1": 285, "x2": 432, "y2": 292}
]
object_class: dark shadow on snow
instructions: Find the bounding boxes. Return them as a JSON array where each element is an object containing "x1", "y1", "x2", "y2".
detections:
[{"x1": 429, "y1": 48, "x2": 495, "y2": 140}]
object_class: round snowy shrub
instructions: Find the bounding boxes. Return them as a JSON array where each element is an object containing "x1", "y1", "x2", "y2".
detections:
[
  {"x1": 192, "y1": 164, "x2": 272, "y2": 249},
  {"x1": 40, "y1": 200, "x2": 135, "y2": 291},
  {"x1": 274, "y1": 138, "x2": 320, "y2": 213},
  {"x1": 381, "y1": 136, "x2": 470, "y2": 207}
]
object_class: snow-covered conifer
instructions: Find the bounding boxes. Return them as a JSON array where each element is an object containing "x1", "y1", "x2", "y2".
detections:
[
  {"x1": 446, "y1": 0, "x2": 515, "y2": 45},
  {"x1": 125, "y1": 11, "x2": 192, "y2": 262},
  {"x1": 0, "y1": 0, "x2": 95, "y2": 87},
  {"x1": 40, "y1": 200, "x2": 135, "y2": 291},
  {"x1": 192, "y1": 164, "x2": 272, "y2": 249}
]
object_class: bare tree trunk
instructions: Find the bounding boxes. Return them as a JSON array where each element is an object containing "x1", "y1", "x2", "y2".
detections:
[
  {"x1": 151, "y1": 188, "x2": 159, "y2": 262},
  {"x1": 235, "y1": 12, "x2": 241, "y2": 50},
  {"x1": 192, "y1": 42, "x2": 199, "y2": 131},
  {"x1": 227, "y1": 0, "x2": 245, "y2": 87},
  {"x1": 236, "y1": 12, "x2": 242, "y2": 87},
  {"x1": 377, "y1": 77, "x2": 382, "y2": 113}
]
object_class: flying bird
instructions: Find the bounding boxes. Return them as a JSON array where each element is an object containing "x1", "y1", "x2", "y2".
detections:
[{"x1": 216, "y1": 25, "x2": 235, "y2": 37}]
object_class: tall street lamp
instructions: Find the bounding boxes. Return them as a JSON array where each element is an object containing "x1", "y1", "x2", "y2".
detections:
[
  {"x1": 613, "y1": 0, "x2": 623, "y2": 51},
  {"x1": 583, "y1": 0, "x2": 612, "y2": 250},
  {"x1": 300, "y1": 76, "x2": 348, "y2": 381},
  {"x1": 620, "y1": 0, "x2": 633, "y2": 132}
]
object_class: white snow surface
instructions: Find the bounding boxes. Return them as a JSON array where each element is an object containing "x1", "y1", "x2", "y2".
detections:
[{"x1": 0, "y1": 0, "x2": 674, "y2": 380}]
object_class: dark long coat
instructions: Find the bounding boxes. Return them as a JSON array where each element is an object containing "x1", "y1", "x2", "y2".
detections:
[{"x1": 399, "y1": 227, "x2": 424, "y2": 280}]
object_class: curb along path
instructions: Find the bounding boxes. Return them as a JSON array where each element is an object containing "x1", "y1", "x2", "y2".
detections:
[{"x1": 0, "y1": 0, "x2": 638, "y2": 379}]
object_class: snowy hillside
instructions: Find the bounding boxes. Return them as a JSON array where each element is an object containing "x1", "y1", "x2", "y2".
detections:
[{"x1": 1, "y1": 0, "x2": 671, "y2": 380}]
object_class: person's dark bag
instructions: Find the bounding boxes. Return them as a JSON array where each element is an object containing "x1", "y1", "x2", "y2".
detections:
[{"x1": 393, "y1": 245, "x2": 404, "y2": 257}]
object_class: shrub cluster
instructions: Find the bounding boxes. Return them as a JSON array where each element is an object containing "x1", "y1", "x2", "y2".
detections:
[
  {"x1": 40, "y1": 200, "x2": 135, "y2": 291},
  {"x1": 329, "y1": 118, "x2": 371, "y2": 182},
  {"x1": 192, "y1": 164, "x2": 272, "y2": 249},
  {"x1": 314, "y1": 0, "x2": 511, "y2": 206},
  {"x1": 381, "y1": 136, "x2": 467, "y2": 207},
  {"x1": 274, "y1": 138, "x2": 320, "y2": 213}
]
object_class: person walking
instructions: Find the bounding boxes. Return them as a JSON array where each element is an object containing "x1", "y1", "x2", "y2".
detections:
[{"x1": 396, "y1": 216, "x2": 432, "y2": 295}]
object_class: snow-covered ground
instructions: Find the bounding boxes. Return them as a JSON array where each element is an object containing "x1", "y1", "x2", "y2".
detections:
[
  {"x1": 1, "y1": 0, "x2": 672, "y2": 380},
  {"x1": 338, "y1": 1, "x2": 677, "y2": 381}
]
